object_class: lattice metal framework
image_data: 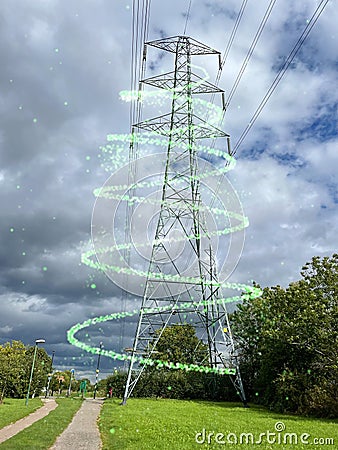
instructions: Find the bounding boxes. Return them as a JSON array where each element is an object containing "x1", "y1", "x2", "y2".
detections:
[{"x1": 122, "y1": 35, "x2": 247, "y2": 405}]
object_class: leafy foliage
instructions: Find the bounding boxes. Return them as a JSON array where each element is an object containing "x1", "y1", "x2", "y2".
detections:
[
  {"x1": 105, "y1": 324, "x2": 238, "y2": 401},
  {"x1": 232, "y1": 254, "x2": 338, "y2": 417},
  {"x1": 148, "y1": 323, "x2": 209, "y2": 365},
  {"x1": 48, "y1": 371, "x2": 92, "y2": 396},
  {"x1": 0, "y1": 340, "x2": 51, "y2": 401}
]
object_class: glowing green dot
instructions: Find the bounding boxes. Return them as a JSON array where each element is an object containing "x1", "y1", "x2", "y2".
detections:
[
  {"x1": 10, "y1": 228, "x2": 14, "y2": 233},
  {"x1": 86, "y1": 156, "x2": 91, "y2": 160},
  {"x1": 33, "y1": 118, "x2": 38, "y2": 123},
  {"x1": 90, "y1": 283, "x2": 96, "y2": 289},
  {"x1": 255, "y1": 392, "x2": 259, "y2": 396},
  {"x1": 110, "y1": 428, "x2": 116, "y2": 434},
  {"x1": 64, "y1": 101, "x2": 68, "y2": 106},
  {"x1": 22, "y1": 252, "x2": 26, "y2": 256},
  {"x1": 55, "y1": 48, "x2": 59, "y2": 52},
  {"x1": 42, "y1": 266, "x2": 48, "y2": 271},
  {"x1": 167, "y1": 386, "x2": 172, "y2": 390},
  {"x1": 16, "y1": 185, "x2": 20, "y2": 189}
]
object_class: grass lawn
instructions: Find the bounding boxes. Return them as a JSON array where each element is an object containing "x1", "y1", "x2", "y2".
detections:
[
  {"x1": 100, "y1": 398, "x2": 338, "y2": 449},
  {"x1": 0, "y1": 398, "x2": 82, "y2": 450},
  {"x1": 0, "y1": 398, "x2": 43, "y2": 429}
]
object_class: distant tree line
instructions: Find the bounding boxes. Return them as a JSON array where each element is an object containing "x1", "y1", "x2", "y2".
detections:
[{"x1": 46, "y1": 371, "x2": 93, "y2": 396}]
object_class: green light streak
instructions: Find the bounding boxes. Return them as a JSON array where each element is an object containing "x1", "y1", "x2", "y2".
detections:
[
  {"x1": 67, "y1": 286, "x2": 261, "y2": 376},
  {"x1": 93, "y1": 151, "x2": 234, "y2": 198},
  {"x1": 70, "y1": 76, "x2": 254, "y2": 376},
  {"x1": 82, "y1": 246, "x2": 255, "y2": 286}
]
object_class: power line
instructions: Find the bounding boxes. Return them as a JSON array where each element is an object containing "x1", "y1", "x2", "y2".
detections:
[
  {"x1": 220, "y1": 0, "x2": 249, "y2": 74},
  {"x1": 233, "y1": 0, "x2": 330, "y2": 154},
  {"x1": 205, "y1": 0, "x2": 249, "y2": 155},
  {"x1": 183, "y1": 0, "x2": 193, "y2": 35},
  {"x1": 120, "y1": 0, "x2": 152, "y2": 353},
  {"x1": 207, "y1": 0, "x2": 249, "y2": 119},
  {"x1": 226, "y1": 0, "x2": 277, "y2": 109},
  {"x1": 206, "y1": 0, "x2": 275, "y2": 157},
  {"x1": 209, "y1": 0, "x2": 329, "y2": 210}
]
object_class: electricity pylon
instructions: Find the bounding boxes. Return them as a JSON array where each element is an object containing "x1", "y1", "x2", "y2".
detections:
[{"x1": 122, "y1": 35, "x2": 247, "y2": 405}]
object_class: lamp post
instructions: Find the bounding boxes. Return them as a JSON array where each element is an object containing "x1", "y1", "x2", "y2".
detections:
[
  {"x1": 25, "y1": 339, "x2": 45, "y2": 406},
  {"x1": 44, "y1": 350, "x2": 55, "y2": 398},
  {"x1": 68, "y1": 369, "x2": 74, "y2": 397},
  {"x1": 93, "y1": 342, "x2": 103, "y2": 399}
]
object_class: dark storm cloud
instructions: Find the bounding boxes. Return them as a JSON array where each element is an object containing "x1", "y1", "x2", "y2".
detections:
[
  {"x1": 0, "y1": 0, "x2": 337, "y2": 379},
  {"x1": 0, "y1": 1, "x2": 132, "y2": 362}
]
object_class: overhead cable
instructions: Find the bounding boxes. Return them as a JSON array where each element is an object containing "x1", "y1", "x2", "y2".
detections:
[
  {"x1": 183, "y1": 0, "x2": 193, "y2": 35},
  {"x1": 233, "y1": 0, "x2": 330, "y2": 154},
  {"x1": 226, "y1": 0, "x2": 277, "y2": 109}
]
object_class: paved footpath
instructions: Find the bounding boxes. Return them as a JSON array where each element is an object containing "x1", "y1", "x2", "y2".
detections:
[
  {"x1": 49, "y1": 398, "x2": 104, "y2": 450},
  {"x1": 0, "y1": 398, "x2": 58, "y2": 444}
]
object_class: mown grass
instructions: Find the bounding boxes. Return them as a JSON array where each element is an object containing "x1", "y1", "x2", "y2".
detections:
[
  {"x1": 100, "y1": 398, "x2": 338, "y2": 449},
  {"x1": 0, "y1": 398, "x2": 43, "y2": 429},
  {"x1": 0, "y1": 398, "x2": 82, "y2": 450}
]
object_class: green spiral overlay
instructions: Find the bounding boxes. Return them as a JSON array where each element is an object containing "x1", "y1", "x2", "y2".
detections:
[
  {"x1": 69, "y1": 79, "x2": 261, "y2": 369},
  {"x1": 67, "y1": 285, "x2": 262, "y2": 375},
  {"x1": 84, "y1": 138, "x2": 247, "y2": 292}
]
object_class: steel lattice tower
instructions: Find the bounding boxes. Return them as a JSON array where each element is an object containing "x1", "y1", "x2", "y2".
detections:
[{"x1": 122, "y1": 35, "x2": 247, "y2": 405}]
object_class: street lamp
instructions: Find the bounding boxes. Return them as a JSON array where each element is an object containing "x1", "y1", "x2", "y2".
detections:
[
  {"x1": 93, "y1": 342, "x2": 103, "y2": 399},
  {"x1": 68, "y1": 369, "x2": 74, "y2": 397},
  {"x1": 25, "y1": 339, "x2": 46, "y2": 406},
  {"x1": 44, "y1": 350, "x2": 55, "y2": 398}
]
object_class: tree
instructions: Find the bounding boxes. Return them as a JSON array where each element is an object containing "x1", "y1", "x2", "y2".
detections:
[
  {"x1": 104, "y1": 325, "x2": 214, "y2": 400},
  {"x1": 0, "y1": 341, "x2": 51, "y2": 401},
  {"x1": 148, "y1": 323, "x2": 209, "y2": 365},
  {"x1": 232, "y1": 254, "x2": 338, "y2": 417},
  {"x1": 79, "y1": 378, "x2": 93, "y2": 393},
  {"x1": 0, "y1": 341, "x2": 27, "y2": 401},
  {"x1": 50, "y1": 371, "x2": 66, "y2": 395},
  {"x1": 51, "y1": 371, "x2": 78, "y2": 395},
  {"x1": 139, "y1": 324, "x2": 218, "y2": 399},
  {"x1": 105, "y1": 371, "x2": 127, "y2": 398}
]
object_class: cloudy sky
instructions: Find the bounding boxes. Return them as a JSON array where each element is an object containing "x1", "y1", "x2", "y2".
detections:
[{"x1": 1, "y1": 0, "x2": 337, "y2": 380}]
